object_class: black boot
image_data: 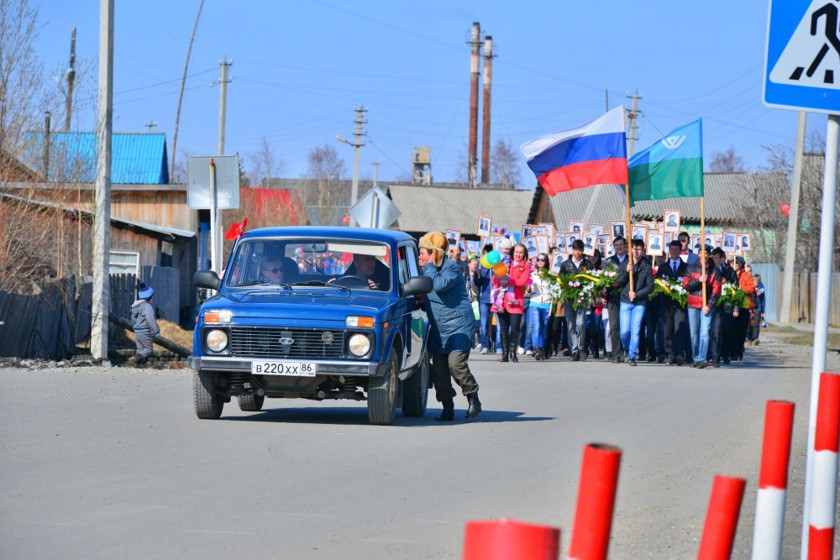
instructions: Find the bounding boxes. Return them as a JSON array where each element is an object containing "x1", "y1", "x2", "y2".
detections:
[
  {"x1": 509, "y1": 343, "x2": 519, "y2": 363},
  {"x1": 466, "y1": 393, "x2": 482, "y2": 419},
  {"x1": 498, "y1": 350, "x2": 509, "y2": 362},
  {"x1": 435, "y1": 399, "x2": 455, "y2": 422}
]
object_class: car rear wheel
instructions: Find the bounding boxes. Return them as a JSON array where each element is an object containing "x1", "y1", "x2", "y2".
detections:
[
  {"x1": 401, "y1": 351, "x2": 429, "y2": 417},
  {"x1": 193, "y1": 370, "x2": 224, "y2": 419},
  {"x1": 368, "y1": 351, "x2": 398, "y2": 425},
  {"x1": 237, "y1": 393, "x2": 265, "y2": 411}
]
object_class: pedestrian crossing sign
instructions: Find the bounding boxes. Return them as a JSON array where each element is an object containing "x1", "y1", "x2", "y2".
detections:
[{"x1": 765, "y1": 0, "x2": 840, "y2": 113}]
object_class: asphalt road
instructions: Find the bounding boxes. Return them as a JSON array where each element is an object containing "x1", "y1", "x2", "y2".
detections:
[{"x1": 0, "y1": 338, "x2": 835, "y2": 559}]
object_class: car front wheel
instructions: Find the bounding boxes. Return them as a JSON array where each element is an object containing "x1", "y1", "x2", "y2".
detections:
[
  {"x1": 368, "y1": 351, "x2": 398, "y2": 425},
  {"x1": 401, "y1": 351, "x2": 429, "y2": 417},
  {"x1": 193, "y1": 370, "x2": 224, "y2": 419}
]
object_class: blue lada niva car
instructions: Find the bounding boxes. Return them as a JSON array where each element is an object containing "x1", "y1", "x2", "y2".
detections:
[{"x1": 189, "y1": 227, "x2": 433, "y2": 425}]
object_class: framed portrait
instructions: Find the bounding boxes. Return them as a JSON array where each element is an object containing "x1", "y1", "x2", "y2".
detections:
[
  {"x1": 715, "y1": 233, "x2": 723, "y2": 248},
  {"x1": 477, "y1": 216, "x2": 492, "y2": 238},
  {"x1": 658, "y1": 222, "x2": 665, "y2": 234},
  {"x1": 555, "y1": 232, "x2": 566, "y2": 250},
  {"x1": 605, "y1": 243, "x2": 616, "y2": 258},
  {"x1": 521, "y1": 224, "x2": 533, "y2": 238},
  {"x1": 536, "y1": 235, "x2": 550, "y2": 256},
  {"x1": 664, "y1": 232, "x2": 672, "y2": 246},
  {"x1": 539, "y1": 223, "x2": 556, "y2": 240},
  {"x1": 722, "y1": 231, "x2": 736, "y2": 252},
  {"x1": 740, "y1": 232, "x2": 752, "y2": 252},
  {"x1": 493, "y1": 236, "x2": 508, "y2": 252},
  {"x1": 732, "y1": 233, "x2": 744, "y2": 256},
  {"x1": 531, "y1": 225, "x2": 546, "y2": 236},
  {"x1": 590, "y1": 223, "x2": 605, "y2": 235},
  {"x1": 550, "y1": 250, "x2": 567, "y2": 273},
  {"x1": 464, "y1": 240, "x2": 480, "y2": 257},
  {"x1": 598, "y1": 234, "x2": 611, "y2": 247},
  {"x1": 663, "y1": 210, "x2": 681, "y2": 233},
  {"x1": 647, "y1": 233, "x2": 664, "y2": 256},
  {"x1": 566, "y1": 233, "x2": 578, "y2": 252},
  {"x1": 631, "y1": 225, "x2": 648, "y2": 243},
  {"x1": 445, "y1": 229, "x2": 461, "y2": 250},
  {"x1": 691, "y1": 234, "x2": 702, "y2": 253},
  {"x1": 610, "y1": 221, "x2": 626, "y2": 240},
  {"x1": 569, "y1": 220, "x2": 584, "y2": 234},
  {"x1": 582, "y1": 233, "x2": 597, "y2": 256},
  {"x1": 523, "y1": 236, "x2": 539, "y2": 256}
]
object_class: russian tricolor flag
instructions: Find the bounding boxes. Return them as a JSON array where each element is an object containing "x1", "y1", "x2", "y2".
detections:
[{"x1": 520, "y1": 107, "x2": 628, "y2": 196}]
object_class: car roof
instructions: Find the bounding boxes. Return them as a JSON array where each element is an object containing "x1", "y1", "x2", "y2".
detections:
[{"x1": 239, "y1": 226, "x2": 414, "y2": 244}]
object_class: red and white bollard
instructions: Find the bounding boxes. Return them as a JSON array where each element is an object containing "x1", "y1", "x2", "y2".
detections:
[
  {"x1": 462, "y1": 518, "x2": 560, "y2": 560},
  {"x1": 808, "y1": 372, "x2": 840, "y2": 560},
  {"x1": 751, "y1": 400, "x2": 795, "y2": 560},
  {"x1": 568, "y1": 444, "x2": 622, "y2": 560},
  {"x1": 697, "y1": 475, "x2": 746, "y2": 560}
]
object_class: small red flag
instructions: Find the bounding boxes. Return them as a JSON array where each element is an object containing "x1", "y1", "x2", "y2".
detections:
[
  {"x1": 780, "y1": 202, "x2": 790, "y2": 217},
  {"x1": 224, "y1": 217, "x2": 248, "y2": 241},
  {"x1": 341, "y1": 214, "x2": 350, "y2": 224}
]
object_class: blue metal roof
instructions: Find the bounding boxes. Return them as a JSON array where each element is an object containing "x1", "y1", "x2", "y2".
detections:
[
  {"x1": 241, "y1": 226, "x2": 413, "y2": 244},
  {"x1": 23, "y1": 131, "x2": 169, "y2": 184}
]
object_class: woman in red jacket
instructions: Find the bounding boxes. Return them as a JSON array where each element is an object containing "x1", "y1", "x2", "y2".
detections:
[
  {"x1": 682, "y1": 248, "x2": 722, "y2": 368},
  {"x1": 492, "y1": 243, "x2": 532, "y2": 362}
]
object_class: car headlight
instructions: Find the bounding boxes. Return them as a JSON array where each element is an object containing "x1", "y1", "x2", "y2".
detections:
[
  {"x1": 206, "y1": 329, "x2": 229, "y2": 352},
  {"x1": 348, "y1": 333, "x2": 371, "y2": 357}
]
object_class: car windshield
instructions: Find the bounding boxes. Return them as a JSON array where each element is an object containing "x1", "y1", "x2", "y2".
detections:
[{"x1": 224, "y1": 238, "x2": 392, "y2": 292}]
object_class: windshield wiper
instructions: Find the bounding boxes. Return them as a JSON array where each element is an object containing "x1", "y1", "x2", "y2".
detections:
[
  {"x1": 237, "y1": 280, "x2": 294, "y2": 290},
  {"x1": 291, "y1": 280, "x2": 351, "y2": 293}
]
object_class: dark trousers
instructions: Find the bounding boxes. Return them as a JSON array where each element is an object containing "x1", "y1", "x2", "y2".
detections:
[
  {"x1": 710, "y1": 310, "x2": 734, "y2": 361},
  {"x1": 733, "y1": 310, "x2": 751, "y2": 358},
  {"x1": 431, "y1": 351, "x2": 479, "y2": 402},
  {"x1": 607, "y1": 299, "x2": 622, "y2": 355},
  {"x1": 549, "y1": 316, "x2": 568, "y2": 354},
  {"x1": 639, "y1": 303, "x2": 662, "y2": 359},
  {"x1": 497, "y1": 311, "x2": 522, "y2": 355},
  {"x1": 662, "y1": 302, "x2": 688, "y2": 360},
  {"x1": 749, "y1": 310, "x2": 761, "y2": 341}
]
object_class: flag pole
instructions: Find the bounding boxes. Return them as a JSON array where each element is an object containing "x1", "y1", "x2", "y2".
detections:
[
  {"x1": 701, "y1": 197, "x2": 707, "y2": 307},
  {"x1": 625, "y1": 184, "x2": 634, "y2": 293}
]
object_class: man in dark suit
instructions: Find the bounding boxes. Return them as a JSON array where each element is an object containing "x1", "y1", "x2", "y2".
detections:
[
  {"x1": 559, "y1": 239, "x2": 592, "y2": 361},
  {"x1": 604, "y1": 236, "x2": 628, "y2": 363},
  {"x1": 656, "y1": 240, "x2": 690, "y2": 365}
]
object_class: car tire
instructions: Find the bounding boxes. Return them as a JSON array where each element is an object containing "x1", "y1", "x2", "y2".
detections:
[
  {"x1": 193, "y1": 370, "x2": 224, "y2": 419},
  {"x1": 368, "y1": 351, "x2": 398, "y2": 425},
  {"x1": 237, "y1": 393, "x2": 265, "y2": 412},
  {"x1": 401, "y1": 351, "x2": 429, "y2": 417}
]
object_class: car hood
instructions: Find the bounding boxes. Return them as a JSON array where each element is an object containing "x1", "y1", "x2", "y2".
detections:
[{"x1": 202, "y1": 289, "x2": 394, "y2": 323}]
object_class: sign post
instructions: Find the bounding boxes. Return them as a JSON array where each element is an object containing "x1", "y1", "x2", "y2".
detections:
[
  {"x1": 187, "y1": 154, "x2": 240, "y2": 274},
  {"x1": 764, "y1": 2, "x2": 840, "y2": 556},
  {"x1": 348, "y1": 187, "x2": 401, "y2": 229}
]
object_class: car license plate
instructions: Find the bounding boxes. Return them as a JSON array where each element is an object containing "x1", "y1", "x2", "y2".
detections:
[{"x1": 251, "y1": 361, "x2": 317, "y2": 377}]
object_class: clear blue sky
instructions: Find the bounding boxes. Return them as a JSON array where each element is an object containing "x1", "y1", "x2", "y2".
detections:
[{"x1": 32, "y1": 0, "x2": 815, "y2": 185}]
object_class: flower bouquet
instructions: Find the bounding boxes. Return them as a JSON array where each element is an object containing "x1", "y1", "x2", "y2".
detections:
[
  {"x1": 653, "y1": 278, "x2": 688, "y2": 307},
  {"x1": 718, "y1": 282, "x2": 748, "y2": 309}
]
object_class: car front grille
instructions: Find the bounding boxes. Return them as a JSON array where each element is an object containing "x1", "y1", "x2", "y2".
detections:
[{"x1": 229, "y1": 327, "x2": 345, "y2": 359}]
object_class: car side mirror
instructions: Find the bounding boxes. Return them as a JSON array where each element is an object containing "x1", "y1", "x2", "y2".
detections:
[
  {"x1": 194, "y1": 270, "x2": 222, "y2": 291},
  {"x1": 403, "y1": 276, "x2": 432, "y2": 296}
]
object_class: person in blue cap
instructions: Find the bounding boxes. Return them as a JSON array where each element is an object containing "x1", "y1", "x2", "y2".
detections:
[{"x1": 129, "y1": 283, "x2": 160, "y2": 366}]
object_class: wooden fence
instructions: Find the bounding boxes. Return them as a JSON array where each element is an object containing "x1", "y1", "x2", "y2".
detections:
[{"x1": 779, "y1": 272, "x2": 840, "y2": 326}]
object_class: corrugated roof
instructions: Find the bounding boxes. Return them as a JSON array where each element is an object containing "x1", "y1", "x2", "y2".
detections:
[
  {"x1": 534, "y1": 172, "x2": 788, "y2": 229},
  {"x1": 23, "y1": 132, "x2": 169, "y2": 184},
  {"x1": 387, "y1": 184, "x2": 534, "y2": 236}
]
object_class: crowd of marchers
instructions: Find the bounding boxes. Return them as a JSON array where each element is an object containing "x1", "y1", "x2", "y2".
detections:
[{"x1": 458, "y1": 231, "x2": 766, "y2": 368}]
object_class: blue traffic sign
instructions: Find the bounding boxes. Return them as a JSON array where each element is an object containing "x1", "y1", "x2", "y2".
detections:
[{"x1": 764, "y1": 0, "x2": 840, "y2": 113}]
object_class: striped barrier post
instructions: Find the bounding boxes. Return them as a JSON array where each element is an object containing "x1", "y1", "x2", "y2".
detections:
[
  {"x1": 808, "y1": 372, "x2": 840, "y2": 560},
  {"x1": 568, "y1": 443, "x2": 622, "y2": 560},
  {"x1": 697, "y1": 475, "x2": 746, "y2": 560},
  {"x1": 751, "y1": 400, "x2": 795, "y2": 560},
  {"x1": 462, "y1": 518, "x2": 560, "y2": 560}
]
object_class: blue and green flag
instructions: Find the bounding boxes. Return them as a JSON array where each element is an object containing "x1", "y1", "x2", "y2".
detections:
[{"x1": 627, "y1": 120, "x2": 704, "y2": 206}]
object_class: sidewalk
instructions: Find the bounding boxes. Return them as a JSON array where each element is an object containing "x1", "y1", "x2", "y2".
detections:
[{"x1": 769, "y1": 322, "x2": 840, "y2": 334}]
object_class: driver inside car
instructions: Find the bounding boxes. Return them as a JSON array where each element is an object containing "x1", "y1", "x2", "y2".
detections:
[{"x1": 340, "y1": 253, "x2": 390, "y2": 290}]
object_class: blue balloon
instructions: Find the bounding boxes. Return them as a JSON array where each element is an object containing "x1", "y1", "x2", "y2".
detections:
[{"x1": 487, "y1": 250, "x2": 502, "y2": 266}]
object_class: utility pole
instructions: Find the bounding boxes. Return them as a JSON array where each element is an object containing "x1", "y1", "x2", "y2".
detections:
[
  {"x1": 91, "y1": 0, "x2": 114, "y2": 363},
  {"x1": 43, "y1": 111, "x2": 51, "y2": 179},
  {"x1": 145, "y1": 120, "x2": 157, "y2": 132},
  {"x1": 605, "y1": 88, "x2": 609, "y2": 112},
  {"x1": 171, "y1": 0, "x2": 205, "y2": 180},
  {"x1": 780, "y1": 111, "x2": 807, "y2": 324},
  {"x1": 467, "y1": 22, "x2": 480, "y2": 188},
  {"x1": 372, "y1": 160, "x2": 379, "y2": 189},
  {"x1": 626, "y1": 91, "x2": 642, "y2": 157},
  {"x1": 64, "y1": 27, "x2": 76, "y2": 130},
  {"x1": 336, "y1": 106, "x2": 366, "y2": 227},
  {"x1": 480, "y1": 35, "x2": 494, "y2": 185}
]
